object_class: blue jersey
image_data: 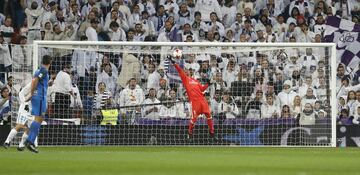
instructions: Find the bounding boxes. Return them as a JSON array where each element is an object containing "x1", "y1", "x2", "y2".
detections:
[{"x1": 33, "y1": 66, "x2": 49, "y2": 99}]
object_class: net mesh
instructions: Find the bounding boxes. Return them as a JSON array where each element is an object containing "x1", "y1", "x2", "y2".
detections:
[{"x1": 10, "y1": 42, "x2": 335, "y2": 146}]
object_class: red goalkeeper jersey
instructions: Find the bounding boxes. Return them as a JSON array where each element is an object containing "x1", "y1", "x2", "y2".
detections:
[{"x1": 174, "y1": 64, "x2": 208, "y2": 102}]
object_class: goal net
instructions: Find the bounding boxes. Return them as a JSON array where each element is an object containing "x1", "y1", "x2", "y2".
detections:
[{"x1": 14, "y1": 41, "x2": 336, "y2": 146}]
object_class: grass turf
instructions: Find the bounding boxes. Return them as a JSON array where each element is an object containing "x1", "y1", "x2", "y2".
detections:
[{"x1": 0, "y1": 147, "x2": 359, "y2": 175}]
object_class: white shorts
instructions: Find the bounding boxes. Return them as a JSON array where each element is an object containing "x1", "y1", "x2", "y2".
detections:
[{"x1": 16, "y1": 103, "x2": 34, "y2": 127}]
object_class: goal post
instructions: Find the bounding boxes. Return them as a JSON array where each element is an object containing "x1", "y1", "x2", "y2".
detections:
[{"x1": 29, "y1": 40, "x2": 336, "y2": 147}]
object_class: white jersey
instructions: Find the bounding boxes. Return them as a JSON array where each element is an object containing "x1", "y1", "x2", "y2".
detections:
[{"x1": 16, "y1": 82, "x2": 34, "y2": 126}]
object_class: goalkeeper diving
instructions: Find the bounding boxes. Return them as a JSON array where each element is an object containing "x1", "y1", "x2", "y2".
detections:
[
  {"x1": 169, "y1": 54, "x2": 216, "y2": 142},
  {"x1": 3, "y1": 82, "x2": 38, "y2": 151}
]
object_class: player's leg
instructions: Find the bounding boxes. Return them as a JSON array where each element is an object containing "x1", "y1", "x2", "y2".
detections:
[
  {"x1": 3, "y1": 124, "x2": 24, "y2": 149},
  {"x1": 18, "y1": 130, "x2": 29, "y2": 151},
  {"x1": 25, "y1": 98, "x2": 45, "y2": 153},
  {"x1": 188, "y1": 103, "x2": 201, "y2": 137},
  {"x1": 202, "y1": 101, "x2": 215, "y2": 138}
]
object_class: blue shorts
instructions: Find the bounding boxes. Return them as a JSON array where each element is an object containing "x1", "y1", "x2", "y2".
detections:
[{"x1": 31, "y1": 97, "x2": 47, "y2": 117}]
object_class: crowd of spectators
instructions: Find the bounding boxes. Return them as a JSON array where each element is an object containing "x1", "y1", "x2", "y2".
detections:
[{"x1": 0, "y1": 0, "x2": 360, "y2": 125}]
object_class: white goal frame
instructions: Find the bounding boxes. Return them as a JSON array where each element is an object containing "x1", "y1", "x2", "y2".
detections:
[{"x1": 33, "y1": 41, "x2": 337, "y2": 147}]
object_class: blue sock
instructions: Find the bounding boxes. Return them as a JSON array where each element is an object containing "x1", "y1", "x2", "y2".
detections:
[{"x1": 27, "y1": 121, "x2": 41, "y2": 144}]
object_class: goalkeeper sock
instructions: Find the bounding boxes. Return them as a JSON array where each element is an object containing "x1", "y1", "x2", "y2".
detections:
[
  {"x1": 19, "y1": 132, "x2": 28, "y2": 147},
  {"x1": 5, "y1": 129, "x2": 18, "y2": 144},
  {"x1": 205, "y1": 115, "x2": 215, "y2": 136},
  {"x1": 27, "y1": 121, "x2": 41, "y2": 144},
  {"x1": 188, "y1": 117, "x2": 198, "y2": 135}
]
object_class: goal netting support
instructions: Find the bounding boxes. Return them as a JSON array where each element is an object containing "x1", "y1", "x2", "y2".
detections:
[{"x1": 13, "y1": 41, "x2": 337, "y2": 146}]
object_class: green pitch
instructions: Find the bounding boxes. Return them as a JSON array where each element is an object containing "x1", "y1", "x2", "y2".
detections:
[{"x1": 0, "y1": 147, "x2": 359, "y2": 175}]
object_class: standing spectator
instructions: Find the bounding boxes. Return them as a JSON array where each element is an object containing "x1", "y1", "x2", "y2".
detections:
[
  {"x1": 0, "y1": 35, "x2": 11, "y2": 84},
  {"x1": 117, "y1": 53, "x2": 141, "y2": 89},
  {"x1": 24, "y1": 1, "x2": 44, "y2": 43},
  {"x1": 146, "y1": 63, "x2": 161, "y2": 91},
  {"x1": 96, "y1": 64, "x2": 117, "y2": 96},
  {"x1": 152, "y1": 5, "x2": 169, "y2": 36},
  {"x1": 93, "y1": 82, "x2": 112, "y2": 110},
  {"x1": 191, "y1": 11, "x2": 208, "y2": 41},
  {"x1": 157, "y1": 20, "x2": 180, "y2": 42},
  {"x1": 118, "y1": 78, "x2": 144, "y2": 123},
  {"x1": 138, "y1": 0, "x2": 156, "y2": 16},
  {"x1": 0, "y1": 16, "x2": 14, "y2": 43},
  {"x1": 142, "y1": 88, "x2": 161, "y2": 120},
  {"x1": 81, "y1": 0, "x2": 99, "y2": 18},
  {"x1": 194, "y1": 0, "x2": 222, "y2": 22},
  {"x1": 107, "y1": 21, "x2": 127, "y2": 41},
  {"x1": 176, "y1": 3, "x2": 192, "y2": 28},
  {"x1": 86, "y1": 18, "x2": 99, "y2": 41},
  {"x1": 128, "y1": 4, "x2": 142, "y2": 29},
  {"x1": 162, "y1": 0, "x2": 179, "y2": 16},
  {"x1": 140, "y1": 11, "x2": 155, "y2": 37},
  {"x1": 11, "y1": 36, "x2": 31, "y2": 70},
  {"x1": 52, "y1": 65, "x2": 73, "y2": 118},
  {"x1": 207, "y1": 12, "x2": 225, "y2": 37}
]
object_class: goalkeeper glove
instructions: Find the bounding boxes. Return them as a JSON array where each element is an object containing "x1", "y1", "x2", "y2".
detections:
[{"x1": 167, "y1": 55, "x2": 176, "y2": 64}]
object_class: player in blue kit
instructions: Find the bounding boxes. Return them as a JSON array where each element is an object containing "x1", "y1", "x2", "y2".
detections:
[{"x1": 25, "y1": 55, "x2": 52, "y2": 153}]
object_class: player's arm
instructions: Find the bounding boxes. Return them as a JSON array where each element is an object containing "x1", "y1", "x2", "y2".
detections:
[
  {"x1": 30, "y1": 77, "x2": 39, "y2": 97},
  {"x1": 199, "y1": 83, "x2": 209, "y2": 92}
]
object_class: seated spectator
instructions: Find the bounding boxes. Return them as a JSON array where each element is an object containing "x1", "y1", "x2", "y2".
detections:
[
  {"x1": 291, "y1": 95, "x2": 302, "y2": 118},
  {"x1": 245, "y1": 90, "x2": 263, "y2": 119},
  {"x1": 301, "y1": 88, "x2": 318, "y2": 106},
  {"x1": 261, "y1": 93, "x2": 280, "y2": 119},
  {"x1": 210, "y1": 90, "x2": 222, "y2": 116},
  {"x1": 70, "y1": 74, "x2": 83, "y2": 120},
  {"x1": 352, "y1": 106, "x2": 360, "y2": 124},
  {"x1": 142, "y1": 88, "x2": 161, "y2": 120},
  {"x1": 93, "y1": 82, "x2": 112, "y2": 110},
  {"x1": 278, "y1": 80, "x2": 298, "y2": 108},
  {"x1": 0, "y1": 87, "x2": 10, "y2": 124},
  {"x1": 346, "y1": 90, "x2": 359, "y2": 116},
  {"x1": 337, "y1": 108, "x2": 352, "y2": 125},
  {"x1": 86, "y1": 18, "x2": 99, "y2": 41},
  {"x1": 217, "y1": 91, "x2": 240, "y2": 123},
  {"x1": 157, "y1": 78, "x2": 170, "y2": 101},
  {"x1": 281, "y1": 105, "x2": 292, "y2": 118},
  {"x1": 299, "y1": 103, "x2": 316, "y2": 125},
  {"x1": 159, "y1": 89, "x2": 186, "y2": 118}
]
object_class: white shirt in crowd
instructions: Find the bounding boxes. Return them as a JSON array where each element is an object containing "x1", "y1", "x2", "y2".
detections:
[
  {"x1": 85, "y1": 26, "x2": 98, "y2": 41},
  {"x1": 217, "y1": 101, "x2": 240, "y2": 119},
  {"x1": 142, "y1": 97, "x2": 161, "y2": 120},
  {"x1": 53, "y1": 70, "x2": 73, "y2": 95}
]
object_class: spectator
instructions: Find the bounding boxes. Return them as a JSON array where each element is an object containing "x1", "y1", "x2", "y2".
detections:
[
  {"x1": 117, "y1": 53, "x2": 141, "y2": 89},
  {"x1": 142, "y1": 88, "x2": 161, "y2": 120},
  {"x1": 52, "y1": 64, "x2": 73, "y2": 118},
  {"x1": 194, "y1": 0, "x2": 222, "y2": 22},
  {"x1": 291, "y1": 95, "x2": 302, "y2": 118},
  {"x1": 24, "y1": 1, "x2": 44, "y2": 43},
  {"x1": 0, "y1": 86, "x2": 10, "y2": 121},
  {"x1": 352, "y1": 106, "x2": 360, "y2": 124},
  {"x1": 0, "y1": 35, "x2": 11, "y2": 84},
  {"x1": 302, "y1": 88, "x2": 318, "y2": 106},
  {"x1": 138, "y1": 0, "x2": 156, "y2": 17},
  {"x1": 118, "y1": 78, "x2": 145, "y2": 124},
  {"x1": 245, "y1": 90, "x2": 263, "y2": 119},
  {"x1": 152, "y1": 5, "x2": 169, "y2": 36},
  {"x1": 157, "y1": 78, "x2": 170, "y2": 102},
  {"x1": 261, "y1": 94, "x2": 280, "y2": 119},
  {"x1": 278, "y1": 80, "x2": 298, "y2": 108},
  {"x1": 176, "y1": 3, "x2": 192, "y2": 28},
  {"x1": 104, "y1": 10, "x2": 129, "y2": 32},
  {"x1": 217, "y1": 91, "x2": 240, "y2": 122},
  {"x1": 96, "y1": 64, "x2": 117, "y2": 96},
  {"x1": 93, "y1": 82, "x2": 112, "y2": 110},
  {"x1": 299, "y1": 103, "x2": 316, "y2": 125},
  {"x1": 337, "y1": 108, "x2": 352, "y2": 125},
  {"x1": 86, "y1": 18, "x2": 99, "y2": 41},
  {"x1": 0, "y1": 16, "x2": 14, "y2": 43},
  {"x1": 146, "y1": 63, "x2": 161, "y2": 91},
  {"x1": 281, "y1": 105, "x2": 292, "y2": 118}
]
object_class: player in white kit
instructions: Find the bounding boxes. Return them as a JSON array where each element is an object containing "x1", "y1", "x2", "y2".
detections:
[{"x1": 3, "y1": 82, "x2": 38, "y2": 151}]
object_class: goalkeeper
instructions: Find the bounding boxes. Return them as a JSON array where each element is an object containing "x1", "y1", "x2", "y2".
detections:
[
  {"x1": 3, "y1": 82, "x2": 38, "y2": 151},
  {"x1": 169, "y1": 56, "x2": 216, "y2": 141}
]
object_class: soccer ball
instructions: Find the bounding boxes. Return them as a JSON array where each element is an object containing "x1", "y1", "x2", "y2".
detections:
[{"x1": 173, "y1": 49, "x2": 183, "y2": 59}]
